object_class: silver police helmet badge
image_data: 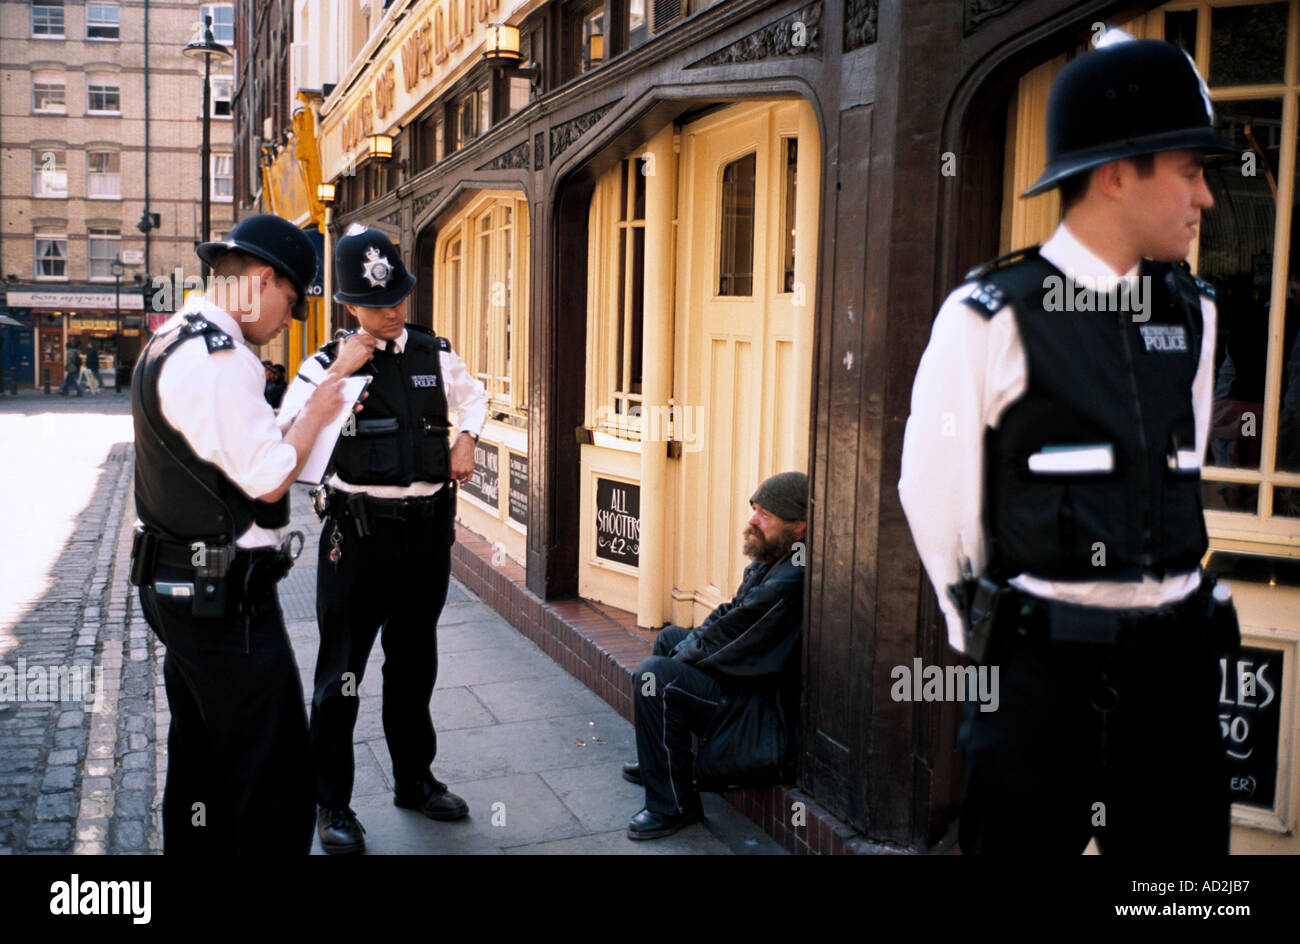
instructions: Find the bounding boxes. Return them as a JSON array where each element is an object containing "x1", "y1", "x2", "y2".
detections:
[{"x1": 361, "y1": 245, "x2": 392, "y2": 288}]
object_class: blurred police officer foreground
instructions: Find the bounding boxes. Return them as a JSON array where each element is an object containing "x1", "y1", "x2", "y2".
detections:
[{"x1": 899, "y1": 31, "x2": 1242, "y2": 855}]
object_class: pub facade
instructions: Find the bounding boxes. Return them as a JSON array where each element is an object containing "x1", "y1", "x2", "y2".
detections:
[{"x1": 301, "y1": 0, "x2": 1300, "y2": 852}]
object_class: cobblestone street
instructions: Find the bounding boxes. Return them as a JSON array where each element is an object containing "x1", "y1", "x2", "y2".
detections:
[{"x1": 0, "y1": 390, "x2": 778, "y2": 855}]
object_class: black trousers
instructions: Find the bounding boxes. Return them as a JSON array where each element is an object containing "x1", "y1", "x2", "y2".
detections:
[
  {"x1": 633, "y1": 626, "x2": 725, "y2": 814},
  {"x1": 958, "y1": 623, "x2": 1230, "y2": 855},
  {"x1": 140, "y1": 564, "x2": 314, "y2": 854},
  {"x1": 310, "y1": 490, "x2": 453, "y2": 810}
]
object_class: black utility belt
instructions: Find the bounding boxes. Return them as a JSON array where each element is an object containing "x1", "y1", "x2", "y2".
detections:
[
  {"x1": 1006, "y1": 580, "x2": 1238, "y2": 652},
  {"x1": 314, "y1": 485, "x2": 449, "y2": 522},
  {"x1": 130, "y1": 526, "x2": 303, "y2": 619}
]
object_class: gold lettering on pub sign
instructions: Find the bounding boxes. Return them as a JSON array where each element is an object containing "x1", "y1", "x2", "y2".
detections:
[{"x1": 374, "y1": 61, "x2": 396, "y2": 120}]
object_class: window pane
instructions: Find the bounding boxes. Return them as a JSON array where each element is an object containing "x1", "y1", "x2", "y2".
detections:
[
  {"x1": 87, "y1": 150, "x2": 121, "y2": 197},
  {"x1": 33, "y1": 149, "x2": 67, "y2": 197},
  {"x1": 583, "y1": 10, "x2": 604, "y2": 71},
  {"x1": 718, "y1": 151, "x2": 756, "y2": 296},
  {"x1": 480, "y1": 227, "x2": 492, "y2": 380},
  {"x1": 1202, "y1": 480, "x2": 1258, "y2": 515},
  {"x1": 633, "y1": 157, "x2": 646, "y2": 220},
  {"x1": 1201, "y1": 99, "x2": 1281, "y2": 477},
  {"x1": 202, "y1": 4, "x2": 235, "y2": 45},
  {"x1": 87, "y1": 2, "x2": 120, "y2": 38},
  {"x1": 616, "y1": 228, "x2": 626, "y2": 393},
  {"x1": 88, "y1": 82, "x2": 120, "y2": 112},
  {"x1": 1274, "y1": 487, "x2": 1300, "y2": 518},
  {"x1": 629, "y1": 0, "x2": 648, "y2": 48},
  {"x1": 34, "y1": 81, "x2": 65, "y2": 110},
  {"x1": 1275, "y1": 119, "x2": 1300, "y2": 476},
  {"x1": 1209, "y1": 4, "x2": 1288, "y2": 86},
  {"x1": 1163, "y1": 9, "x2": 1197, "y2": 57},
  {"x1": 35, "y1": 238, "x2": 67, "y2": 277},
  {"x1": 630, "y1": 226, "x2": 644, "y2": 395},
  {"x1": 782, "y1": 137, "x2": 798, "y2": 292},
  {"x1": 32, "y1": 3, "x2": 65, "y2": 36}
]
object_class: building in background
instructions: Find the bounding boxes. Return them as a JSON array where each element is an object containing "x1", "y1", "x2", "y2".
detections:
[{"x1": 0, "y1": 0, "x2": 238, "y2": 389}]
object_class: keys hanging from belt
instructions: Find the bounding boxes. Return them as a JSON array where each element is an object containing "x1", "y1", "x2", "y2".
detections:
[{"x1": 329, "y1": 521, "x2": 344, "y2": 567}]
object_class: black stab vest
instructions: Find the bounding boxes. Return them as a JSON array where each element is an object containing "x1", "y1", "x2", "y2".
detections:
[
  {"x1": 968, "y1": 251, "x2": 1210, "y2": 581},
  {"x1": 320, "y1": 326, "x2": 453, "y2": 486},
  {"x1": 132, "y1": 313, "x2": 289, "y2": 544}
]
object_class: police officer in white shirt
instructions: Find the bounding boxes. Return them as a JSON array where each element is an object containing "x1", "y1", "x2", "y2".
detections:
[
  {"x1": 130, "y1": 214, "x2": 374, "y2": 853},
  {"x1": 899, "y1": 33, "x2": 1242, "y2": 855},
  {"x1": 295, "y1": 225, "x2": 488, "y2": 854}
]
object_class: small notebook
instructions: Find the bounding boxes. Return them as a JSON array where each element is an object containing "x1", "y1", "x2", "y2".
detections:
[{"x1": 278, "y1": 373, "x2": 372, "y2": 484}]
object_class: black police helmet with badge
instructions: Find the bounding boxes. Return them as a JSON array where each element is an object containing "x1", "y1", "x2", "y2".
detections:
[
  {"x1": 333, "y1": 224, "x2": 416, "y2": 308},
  {"x1": 1024, "y1": 29, "x2": 1239, "y2": 197},
  {"x1": 196, "y1": 214, "x2": 318, "y2": 320}
]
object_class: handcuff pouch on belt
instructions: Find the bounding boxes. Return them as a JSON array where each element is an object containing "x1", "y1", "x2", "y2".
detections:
[{"x1": 947, "y1": 575, "x2": 1014, "y2": 664}]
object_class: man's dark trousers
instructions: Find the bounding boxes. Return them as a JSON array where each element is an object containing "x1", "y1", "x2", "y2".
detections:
[
  {"x1": 140, "y1": 562, "x2": 314, "y2": 854},
  {"x1": 634, "y1": 626, "x2": 725, "y2": 814},
  {"x1": 310, "y1": 489, "x2": 453, "y2": 809},
  {"x1": 958, "y1": 618, "x2": 1230, "y2": 855}
]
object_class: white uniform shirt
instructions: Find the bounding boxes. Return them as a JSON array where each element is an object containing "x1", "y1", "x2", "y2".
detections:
[
  {"x1": 898, "y1": 223, "x2": 1217, "y2": 652},
  {"x1": 290, "y1": 327, "x2": 489, "y2": 498},
  {"x1": 154, "y1": 297, "x2": 298, "y2": 549}
]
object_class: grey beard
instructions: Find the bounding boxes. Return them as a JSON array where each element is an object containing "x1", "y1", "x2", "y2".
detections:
[{"x1": 743, "y1": 525, "x2": 797, "y2": 564}]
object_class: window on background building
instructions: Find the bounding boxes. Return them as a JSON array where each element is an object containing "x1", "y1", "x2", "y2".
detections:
[
  {"x1": 31, "y1": 0, "x2": 64, "y2": 37},
  {"x1": 212, "y1": 153, "x2": 233, "y2": 202},
  {"x1": 211, "y1": 75, "x2": 233, "y2": 117},
  {"x1": 88, "y1": 227, "x2": 120, "y2": 280},
  {"x1": 200, "y1": 3, "x2": 234, "y2": 45},
  {"x1": 509, "y1": 76, "x2": 530, "y2": 114},
  {"x1": 35, "y1": 236, "x2": 67, "y2": 278},
  {"x1": 628, "y1": 0, "x2": 648, "y2": 48},
  {"x1": 453, "y1": 87, "x2": 485, "y2": 150},
  {"x1": 435, "y1": 195, "x2": 530, "y2": 413},
  {"x1": 87, "y1": 150, "x2": 121, "y2": 199},
  {"x1": 86, "y1": 2, "x2": 120, "y2": 39},
  {"x1": 32, "y1": 149, "x2": 67, "y2": 198},
  {"x1": 32, "y1": 76, "x2": 66, "y2": 113},
  {"x1": 587, "y1": 157, "x2": 646, "y2": 435},
  {"x1": 582, "y1": 9, "x2": 605, "y2": 71},
  {"x1": 87, "y1": 78, "x2": 121, "y2": 114}
]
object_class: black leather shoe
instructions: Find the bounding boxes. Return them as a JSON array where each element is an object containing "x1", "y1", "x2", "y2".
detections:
[
  {"x1": 622, "y1": 762, "x2": 642, "y2": 785},
  {"x1": 317, "y1": 806, "x2": 365, "y2": 855},
  {"x1": 627, "y1": 803, "x2": 703, "y2": 840},
  {"x1": 394, "y1": 776, "x2": 469, "y2": 821}
]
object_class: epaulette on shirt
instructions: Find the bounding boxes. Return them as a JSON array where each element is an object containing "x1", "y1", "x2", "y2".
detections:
[
  {"x1": 180, "y1": 313, "x2": 235, "y2": 354},
  {"x1": 404, "y1": 323, "x2": 450, "y2": 351},
  {"x1": 960, "y1": 246, "x2": 1041, "y2": 319},
  {"x1": 312, "y1": 339, "x2": 339, "y2": 369},
  {"x1": 1174, "y1": 261, "x2": 1217, "y2": 302}
]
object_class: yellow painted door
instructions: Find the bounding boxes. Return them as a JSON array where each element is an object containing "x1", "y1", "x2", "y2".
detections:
[{"x1": 675, "y1": 101, "x2": 809, "y2": 623}]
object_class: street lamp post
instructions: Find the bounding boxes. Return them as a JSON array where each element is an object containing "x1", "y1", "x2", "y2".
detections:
[
  {"x1": 112, "y1": 255, "x2": 124, "y2": 392},
  {"x1": 184, "y1": 16, "x2": 232, "y2": 280}
]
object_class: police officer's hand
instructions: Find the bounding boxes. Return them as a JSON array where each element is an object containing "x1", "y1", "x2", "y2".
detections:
[
  {"x1": 330, "y1": 332, "x2": 377, "y2": 376},
  {"x1": 450, "y1": 432, "x2": 475, "y2": 484},
  {"x1": 301, "y1": 375, "x2": 348, "y2": 426}
]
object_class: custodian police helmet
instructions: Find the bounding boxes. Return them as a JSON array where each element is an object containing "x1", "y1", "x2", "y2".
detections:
[
  {"x1": 332, "y1": 224, "x2": 415, "y2": 308},
  {"x1": 1024, "y1": 31, "x2": 1238, "y2": 197},
  {"x1": 196, "y1": 214, "x2": 318, "y2": 320}
]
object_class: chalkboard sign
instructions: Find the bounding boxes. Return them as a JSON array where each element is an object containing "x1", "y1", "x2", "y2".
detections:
[
  {"x1": 507, "y1": 451, "x2": 528, "y2": 526},
  {"x1": 595, "y1": 478, "x2": 640, "y2": 567},
  {"x1": 1220, "y1": 646, "x2": 1283, "y2": 810},
  {"x1": 461, "y1": 440, "x2": 500, "y2": 508}
]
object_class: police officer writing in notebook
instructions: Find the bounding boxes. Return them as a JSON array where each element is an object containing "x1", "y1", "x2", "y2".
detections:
[
  {"x1": 298, "y1": 225, "x2": 487, "y2": 854},
  {"x1": 899, "y1": 33, "x2": 1241, "y2": 854},
  {"x1": 130, "y1": 214, "x2": 374, "y2": 853}
]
